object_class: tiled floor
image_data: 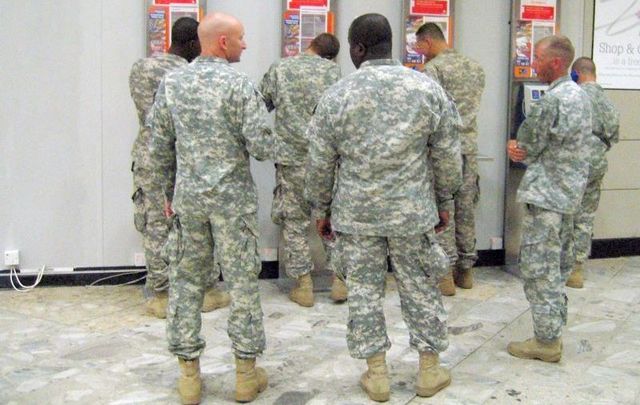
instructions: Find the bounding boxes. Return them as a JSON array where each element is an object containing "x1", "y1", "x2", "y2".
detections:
[{"x1": 1, "y1": 257, "x2": 639, "y2": 404}]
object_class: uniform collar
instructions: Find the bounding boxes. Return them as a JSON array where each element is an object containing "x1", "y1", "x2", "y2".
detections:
[
  {"x1": 194, "y1": 56, "x2": 230, "y2": 65},
  {"x1": 360, "y1": 59, "x2": 401, "y2": 68},
  {"x1": 548, "y1": 75, "x2": 571, "y2": 90}
]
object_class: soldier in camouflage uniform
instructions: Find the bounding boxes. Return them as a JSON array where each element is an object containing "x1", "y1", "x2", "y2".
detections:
[
  {"x1": 129, "y1": 17, "x2": 228, "y2": 319},
  {"x1": 260, "y1": 33, "x2": 344, "y2": 307},
  {"x1": 507, "y1": 36, "x2": 591, "y2": 363},
  {"x1": 414, "y1": 23, "x2": 485, "y2": 295},
  {"x1": 305, "y1": 14, "x2": 462, "y2": 401},
  {"x1": 147, "y1": 13, "x2": 270, "y2": 404},
  {"x1": 566, "y1": 57, "x2": 620, "y2": 289}
]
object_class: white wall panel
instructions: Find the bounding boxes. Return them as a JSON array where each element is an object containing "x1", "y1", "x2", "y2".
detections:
[{"x1": 0, "y1": 1, "x2": 103, "y2": 268}]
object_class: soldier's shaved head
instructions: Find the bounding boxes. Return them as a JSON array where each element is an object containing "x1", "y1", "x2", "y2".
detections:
[
  {"x1": 572, "y1": 57, "x2": 596, "y2": 76},
  {"x1": 198, "y1": 12, "x2": 246, "y2": 63}
]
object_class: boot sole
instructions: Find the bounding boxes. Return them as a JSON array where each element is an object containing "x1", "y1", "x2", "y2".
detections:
[
  {"x1": 330, "y1": 293, "x2": 347, "y2": 303},
  {"x1": 360, "y1": 382, "x2": 390, "y2": 402},
  {"x1": 289, "y1": 294, "x2": 314, "y2": 307},
  {"x1": 235, "y1": 386, "x2": 266, "y2": 403},
  {"x1": 416, "y1": 377, "x2": 451, "y2": 397},
  {"x1": 507, "y1": 348, "x2": 561, "y2": 363}
]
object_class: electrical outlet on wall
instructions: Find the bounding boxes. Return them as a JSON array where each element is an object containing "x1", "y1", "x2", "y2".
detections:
[
  {"x1": 134, "y1": 252, "x2": 146, "y2": 267},
  {"x1": 4, "y1": 250, "x2": 20, "y2": 267}
]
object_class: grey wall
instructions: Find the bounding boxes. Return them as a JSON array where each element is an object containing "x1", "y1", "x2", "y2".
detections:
[{"x1": 2, "y1": 0, "x2": 633, "y2": 270}]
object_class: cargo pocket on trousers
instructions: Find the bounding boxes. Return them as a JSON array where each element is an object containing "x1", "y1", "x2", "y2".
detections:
[
  {"x1": 519, "y1": 207, "x2": 551, "y2": 279},
  {"x1": 241, "y1": 214, "x2": 262, "y2": 277},
  {"x1": 132, "y1": 188, "x2": 147, "y2": 232},
  {"x1": 421, "y1": 232, "x2": 450, "y2": 283},
  {"x1": 162, "y1": 216, "x2": 183, "y2": 265}
]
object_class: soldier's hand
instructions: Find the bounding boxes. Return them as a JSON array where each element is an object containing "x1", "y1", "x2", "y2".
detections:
[
  {"x1": 507, "y1": 140, "x2": 527, "y2": 162},
  {"x1": 164, "y1": 200, "x2": 174, "y2": 218},
  {"x1": 316, "y1": 218, "x2": 335, "y2": 241},
  {"x1": 435, "y1": 210, "x2": 449, "y2": 233}
]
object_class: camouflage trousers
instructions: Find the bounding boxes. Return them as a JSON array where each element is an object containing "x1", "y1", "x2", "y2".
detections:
[
  {"x1": 166, "y1": 212, "x2": 266, "y2": 360},
  {"x1": 437, "y1": 154, "x2": 479, "y2": 270},
  {"x1": 132, "y1": 165, "x2": 172, "y2": 293},
  {"x1": 272, "y1": 164, "x2": 325, "y2": 278},
  {"x1": 519, "y1": 204, "x2": 574, "y2": 341},
  {"x1": 574, "y1": 164, "x2": 606, "y2": 263},
  {"x1": 336, "y1": 231, "x2": 449, "y2": 359}
]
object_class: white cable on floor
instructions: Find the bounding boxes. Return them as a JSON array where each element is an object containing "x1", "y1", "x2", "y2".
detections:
[
  {"x1": 87, "y1": 271, "x2": 146, "y2": 287},
  {"x1": 9, "y1": 265, "x2": 46, "y2": 292}
]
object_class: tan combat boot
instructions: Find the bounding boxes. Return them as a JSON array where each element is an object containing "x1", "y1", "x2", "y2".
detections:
[
  {"x1": 235, "y1": 357, "x2": 268, "y2": 403},
  {"x1": 360, "y1": 352, "x2": 390, "y2": 402},
  {"x1": 289, "y1": 273, "x2": 314, "y2": 307},
  {"x1": 454, "y1": 267, "x2": 473, "y2": 289},
  {"x1": 330, "y1": 276, "x2": 348, "y2": 302},
  {"x1": 507, "y1": 337, "x2": 562, "y2": 363},
  {"x1": 416, "y1": 351, "x2": 451, "y2": 397},
  {"x1": 202, "y1": 287, "x2": 231, "y2": 312},
  {"x1": 145, "y1": 291, "x2": 168, "y2": 319},
  {"x1": 566, "y1": 262, "x2": 584, "y2": 289},
  {"x1": 438, "y1": 268, "x2": 456, "y2": 296},
  {"x1": 178, "y1": 358, "x2": 202, "y2": 405}
]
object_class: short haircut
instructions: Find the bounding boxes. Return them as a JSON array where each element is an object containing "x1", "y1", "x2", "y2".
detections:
[
  {"x1": 537, "y1": 35, "x2": 575, "y2": 69},
  {"x1": 171, "y1": 17, "x2": 199, "y2": 46},
  {"x1": 572, "y1": 56, "x2": 596, "y2": 75},
  {"x1": 310, "y1": 33, "x2": 340, "y2": 60},
  {"x1": 348, "y1": 13, "x2": 392, "y2": 57},
  {"x1": 416, "y1": 22, "x2": 445, "y2": 41}
]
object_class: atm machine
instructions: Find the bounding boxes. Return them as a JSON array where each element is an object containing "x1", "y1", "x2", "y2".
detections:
[{"x1": 504, "y1": 0, "x2": 558, "y2": 274}]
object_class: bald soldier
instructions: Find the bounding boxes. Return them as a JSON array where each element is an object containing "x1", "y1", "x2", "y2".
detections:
[
  {"x1": 260, "y1": 33, "x2": 344, "y2": 307},
  {"x1": 148, "y1": 12, "x2": 271, "y2": 404},
  {"x1": 305, "y1": 13, "x2": 461, "y2": 401},
  {"x1": 129, "y1": 17, "x2": 229, "y2": 318},
  {"x1": 414, "y1": 23, "x2": 485, "y2": 295},
  {"x1": 507, "y1": 35, "x2": 591, "y2": 362},
  {"x1": 566, "y1": 57, "x2": 620, "y2": 288}
]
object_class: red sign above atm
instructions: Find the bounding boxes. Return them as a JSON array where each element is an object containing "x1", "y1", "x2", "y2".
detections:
[
  {"x1": 410, "y1": 0, "x2": 449, "y2": 16},
  {"x1": 521, "y1": 5, "x2": 555, "y2": 21},
  {"x1": 287, "y1": 0, "x2": 330, "y2": 10},
  {"x1": 154, "y1": 0, "x2": 197, "y2": 4}
]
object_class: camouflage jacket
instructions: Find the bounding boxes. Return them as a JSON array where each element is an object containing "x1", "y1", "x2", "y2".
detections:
[
  {"x1": 517, "y1": 75, "x2": 591, "y2": 214},
  {"x1": 581, "y1": 82, "x2": 620, "y2": 173},
  {"x1": 423, "y1": 48, "x2": 485, "y2": 155},
  {"x1": 129, "y1": 53, "x2": 187, "y2": 170},
  {"x1": 260, "y1": 53, "x2": 341, "y2": 165},
  {"x1": 148, "y1": 56, "x2": 273, "y2": 216},
  {"x1": 304, "y1": 59, "x2": 462, "y2": 237}
]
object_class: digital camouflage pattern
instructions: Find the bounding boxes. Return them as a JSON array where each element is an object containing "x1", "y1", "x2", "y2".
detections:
[
  {"x1": 516, "y1": 76, "x2": 592, "y2": 214},
  {"x1": 305, "y1": 59, "x2": 462, "y2": 237},
  {"x1": 129, "y1": 53, "x2": 187, "y2": 292},
  {"x1": 338, "y1": 232, "x2": 449, "y2": 358},
  {"x1": 436, "y1": 154, "x2": 480, "y2": 269},
  {"x1": 148, "y1": 55, "x2": 272, "y2": 359},
  {"x1": 423, "y1": 49, "x2": 484, "y2": 269},
  {"x1": 574, "y1": 82, "x2": 620, "y2": 263},
  {"x1": 516, "y1": 75, "x2": 592, "y2": 341},
  {"x1": 520, "y1": 204, "x2": 573, "y2": 341},
  {"x1": 423, "y1": 49, "x2": 485, "y2": 155},
  {"x1": 260, "y1": 54, "x2": 341, "y2": 278},
  {"x1": 304, "y1": 58, "x2": 461, "y2": 358},
  {"x1": 271, "y1": 164, "x2": 313, "y2": 278},
  {"x1": 260, "y1": 53, "x2": 341, "y2": 165},
  {"x1": 165, "y1": 213, "x2": 265, "y2": 360}
]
